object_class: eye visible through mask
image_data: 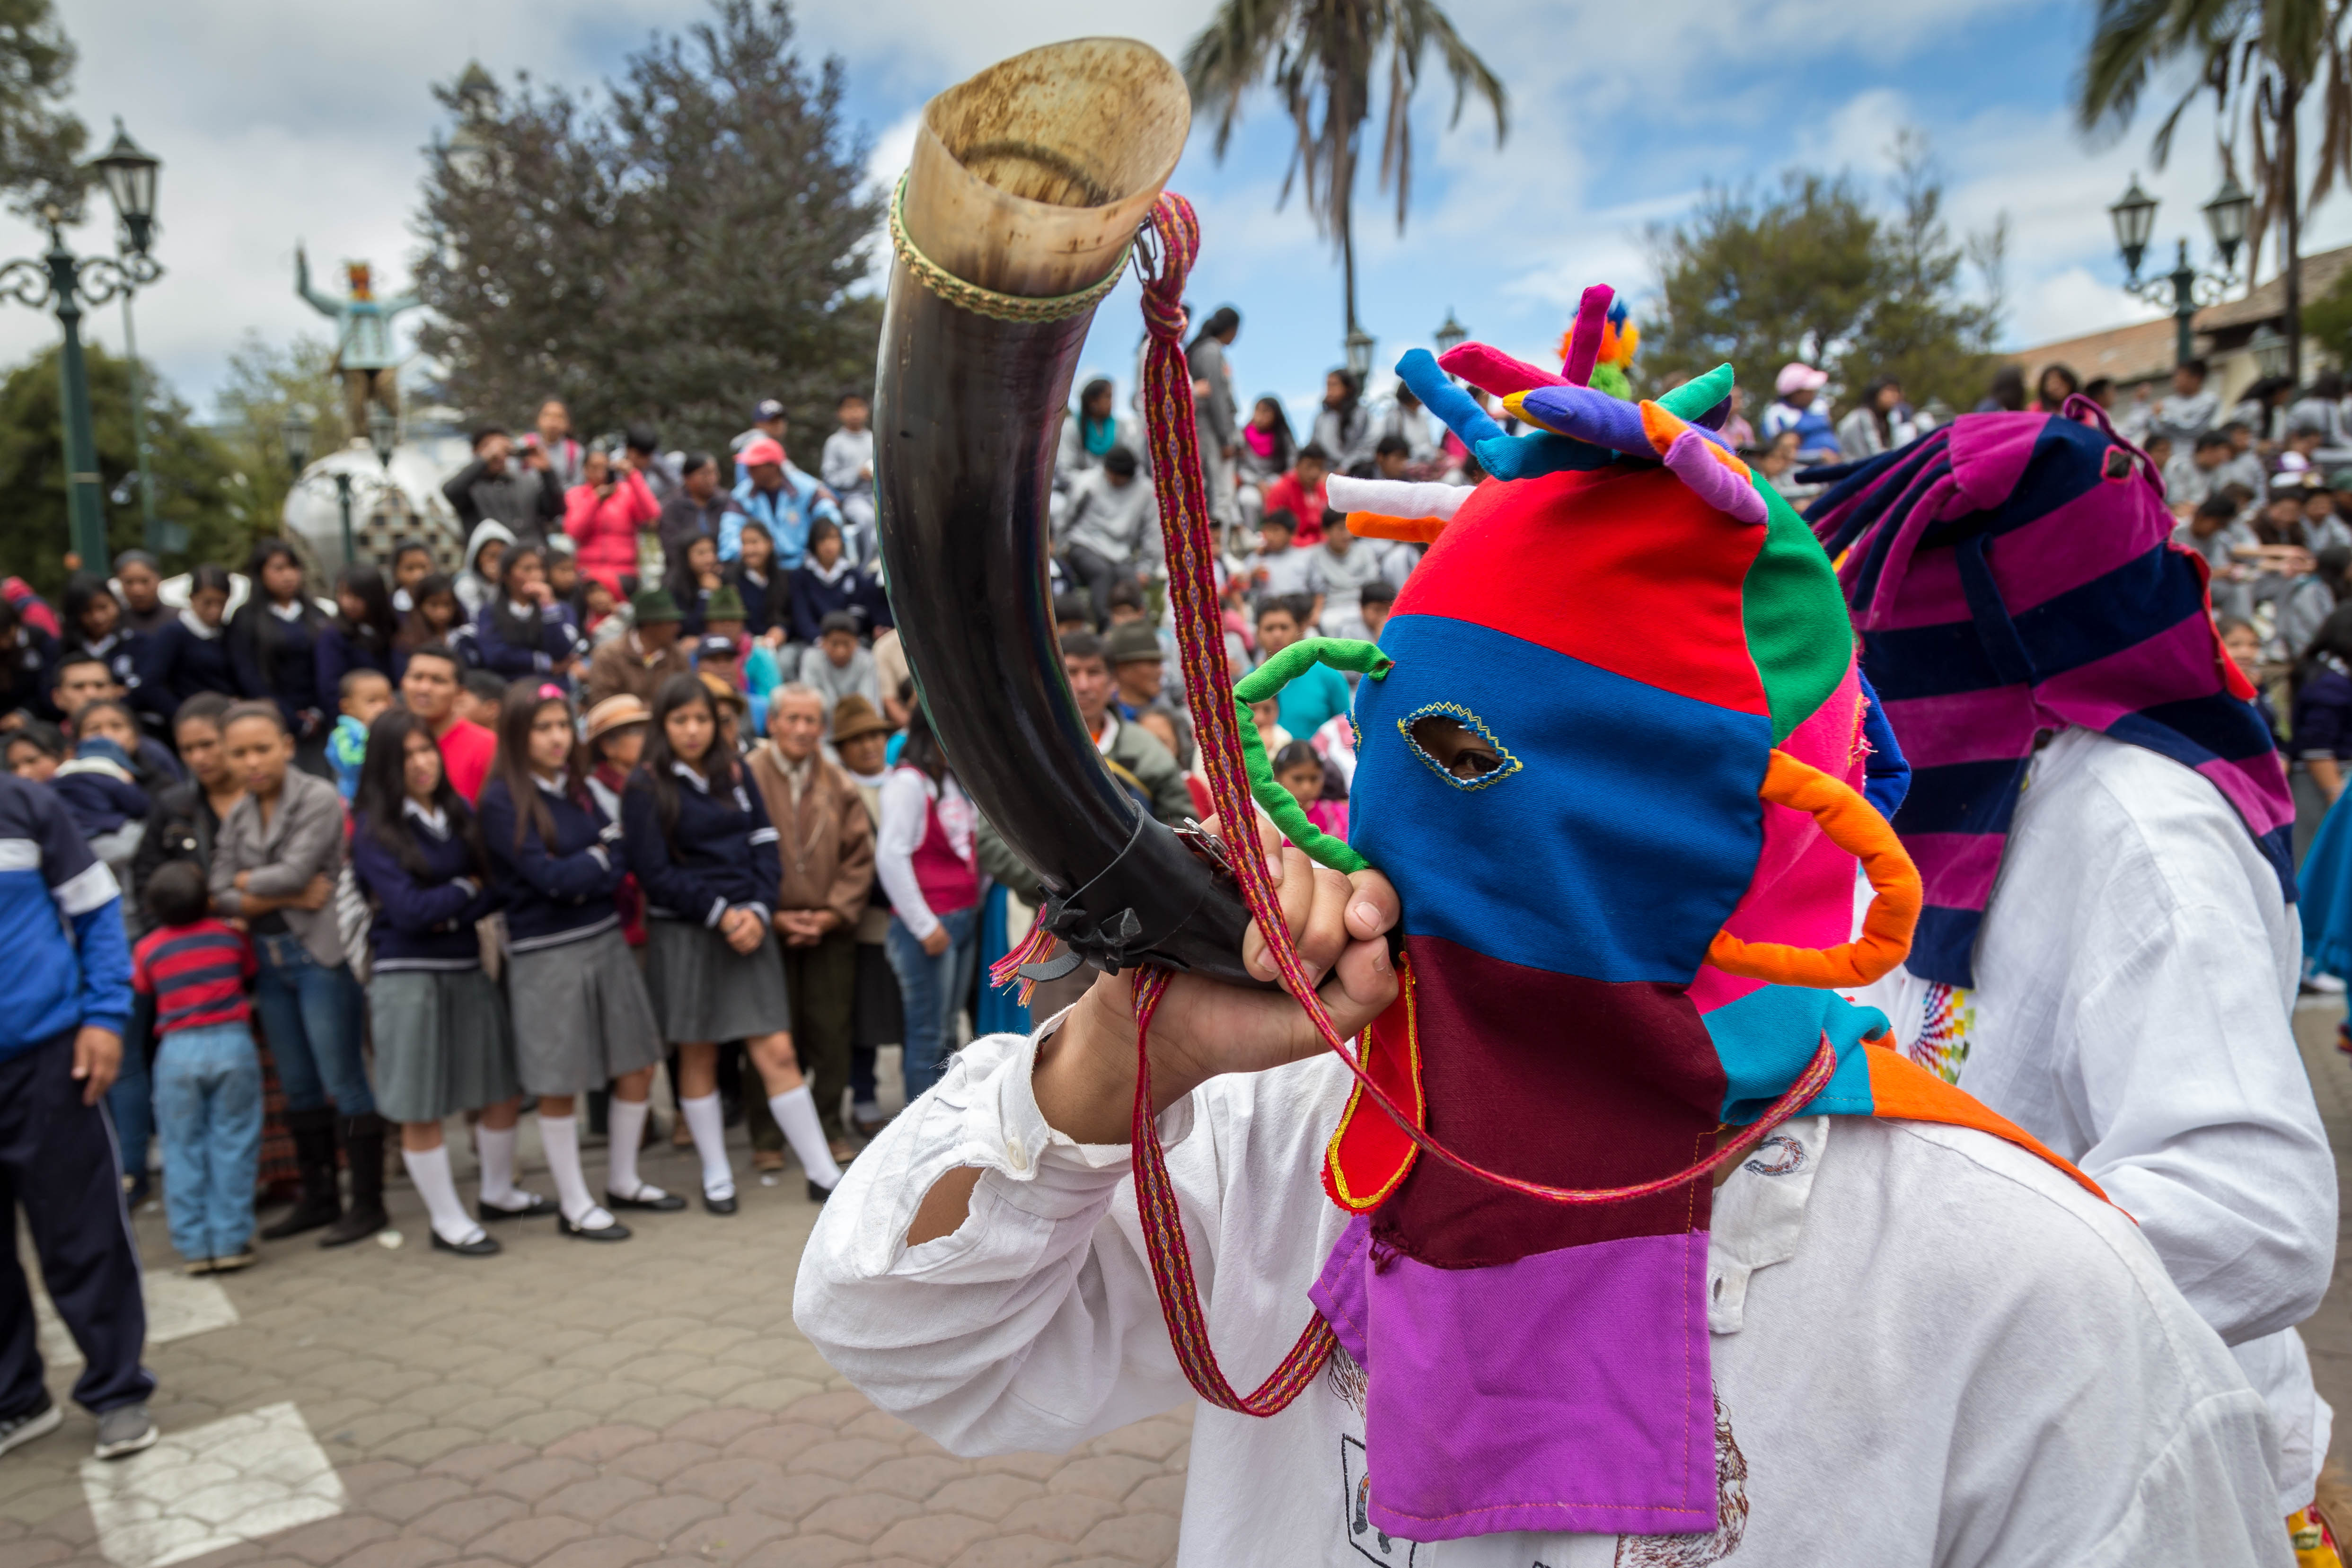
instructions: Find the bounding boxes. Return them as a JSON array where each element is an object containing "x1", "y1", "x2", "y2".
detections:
[{"x1": 1402, "y1": 705, "x2": 1520, "y2": 790}]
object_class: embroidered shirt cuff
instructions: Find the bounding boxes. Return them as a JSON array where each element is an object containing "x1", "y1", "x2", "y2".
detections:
[{"x1": 705, "y1": 894, "x2": 729, "y2": 928}]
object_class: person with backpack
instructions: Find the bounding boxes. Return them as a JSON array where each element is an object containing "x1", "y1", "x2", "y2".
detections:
[{"x1": 623, "y1": 674, "x2": 844, "y2": 1206}]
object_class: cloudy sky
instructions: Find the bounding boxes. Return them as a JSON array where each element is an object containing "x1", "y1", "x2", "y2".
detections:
[{"x1": 15, "y1": 0, "x2": 2333, "y2": 431}]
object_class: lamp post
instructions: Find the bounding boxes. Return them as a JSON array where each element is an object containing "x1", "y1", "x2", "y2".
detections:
[
  {"x1": 2109, "y1": 171, "x2": 2253, "y2": 371},
  {"x1": 283, "y1": 405, "x2": 402, "y2": 568},
  {"x1": 1344, "y1": 325, "x2": 1374, "y2": 381},
  {"x1": 0, "y1": 124, "x2": 164, "y2": 570},
  {"x1": 97, "y1": 122, "x2": 165, "y2": 553},
  {"x1": 1434, "y1": 308, "x2": 1467, "y2": 360}
]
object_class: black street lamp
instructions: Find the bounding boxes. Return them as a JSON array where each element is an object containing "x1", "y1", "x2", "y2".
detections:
[
  {"x1": 96, "y1": 120, "x2": 167, "y2": 553},
  {"x1": 1435, "y1": 308, "x2": 1468, "y2": 359},
  {"x1": 1344, "y1": 325, "x2": 1375, "y2": 382},
  {"x1": 2110, "y1": 171, "x2": 2253, "y2": 370},
  {"x1": 0, "y1": 123, "x2": 164, "y2": 570}
]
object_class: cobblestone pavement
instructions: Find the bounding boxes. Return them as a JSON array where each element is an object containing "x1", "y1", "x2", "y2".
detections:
[{"x1": 4, "y1": 1096, "x2": 1189, "y2": 1568}]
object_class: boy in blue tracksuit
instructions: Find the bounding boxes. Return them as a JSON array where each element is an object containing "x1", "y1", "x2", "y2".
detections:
[{"x1": 0, "y1": 770, "x2": 157, "y2": 1461}]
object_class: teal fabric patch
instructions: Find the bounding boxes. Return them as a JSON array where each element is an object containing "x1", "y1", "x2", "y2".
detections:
[{"x1": 1704, "y1": 983, "x2": 1890, "y2": 1123}]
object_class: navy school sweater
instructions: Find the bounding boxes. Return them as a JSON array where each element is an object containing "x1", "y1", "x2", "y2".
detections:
[
  {"x1": 476, "y1": 773, "x2": 626, "y2": 952},
  {"x1": 141, "y1": 617, "x2": 238, "y2": 712},
  {"x1": 349, "y1": 804, "x2": 502, "y2": 971},
  {"x1": 620, "y1": 761, "x2": 781, "y2": 925}
]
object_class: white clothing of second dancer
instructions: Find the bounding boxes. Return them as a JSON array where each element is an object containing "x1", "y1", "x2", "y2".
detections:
[
  {"x1": 1857, "y1": 726, "x2": 2337, "y2": 1515},
  {"x1": 795, "y1": 1023, "x2": 2290, "y2": 1566}
]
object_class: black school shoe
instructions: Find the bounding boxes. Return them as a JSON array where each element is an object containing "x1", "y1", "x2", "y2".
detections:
[
  {"x1": 605, "y1": 1185, "x2": 686, "y2": 1213},
  {"x1": 702, "y1": 1189, "x2": 738, "y2": 1215},
  {"x1": 431, "y1": 1231, "x2": 502, "y2": 1258},
  {"x1": 558, "y1": 1213, "x2": 631, "y2": 1242},
  {"x1": 808, "y1": 1180, "x2": 834, "y2": 1205},
  {"x1": 478, "y1": 1193, "x2": 558, "y2": 1222}
]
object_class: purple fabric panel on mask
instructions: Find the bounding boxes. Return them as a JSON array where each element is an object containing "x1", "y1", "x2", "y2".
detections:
[
  {"x1": 1308, "y1": 1211, "x2": 1374, "y2": 1367},
  {"x1": 1338, "y1": 1228, "x2": 1717, "y2": 1542}
]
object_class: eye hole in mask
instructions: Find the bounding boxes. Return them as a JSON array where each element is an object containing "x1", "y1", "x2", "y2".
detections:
[{"x1": 1401, "y1": 705, "x2": 1521, "y2": 790}]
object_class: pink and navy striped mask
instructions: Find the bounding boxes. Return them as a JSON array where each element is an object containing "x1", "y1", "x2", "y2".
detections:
[{"x1": 1807, "y1": 397, "x2": 2294, "y2": 986}]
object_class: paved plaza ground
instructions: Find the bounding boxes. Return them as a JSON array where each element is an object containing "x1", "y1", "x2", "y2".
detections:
[{"x1": 12, "y1": 1012, "x2": 2352, "y2": 1568}]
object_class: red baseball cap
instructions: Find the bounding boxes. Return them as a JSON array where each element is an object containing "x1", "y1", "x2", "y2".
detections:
[{"x1": 738, "y1": 436, "x2": 786, "y2": 468}]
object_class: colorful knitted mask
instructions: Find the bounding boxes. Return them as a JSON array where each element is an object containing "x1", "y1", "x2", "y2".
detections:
[
  {"x1": 1252, "y1": 285, "x2": 2106, "y2": 1546},
  {"x1": 1806, "y1": 402, "x2": 2296, "y2": 986}
]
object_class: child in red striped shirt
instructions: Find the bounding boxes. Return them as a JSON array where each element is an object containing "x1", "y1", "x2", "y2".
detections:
[{"x1": 130, "y1": 862, "x2": 261, "y2": 1274}]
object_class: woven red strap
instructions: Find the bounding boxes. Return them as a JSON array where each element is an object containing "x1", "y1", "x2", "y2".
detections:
[{"x1": 1123, "y1": 194, "x2": 1842, "y2": 1416}]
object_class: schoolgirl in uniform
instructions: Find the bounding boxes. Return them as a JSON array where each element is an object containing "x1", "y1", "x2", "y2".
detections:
[
  {"x1": 476, "y1": 682, "x2": 667, "y2": 1239},
  {"x1": 350, "y1": 707, "x2": 546, "y2": 1257},
  {"x1": 623, "y1": 673, "x2": 843, "y2": 1206}
]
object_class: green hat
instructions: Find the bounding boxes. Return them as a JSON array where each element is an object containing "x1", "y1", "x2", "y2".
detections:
[
  {"x1": 1105, "y1": 621, "x2": 1165, "y2": 665},
  {"x1": 631, "y1": 587, "x2": 682, "y2": 625},
  {"x1": 2329, "y1": 467, "x2": 2352, "y2": 493},
  {"x1": 704, "y1": 584, "x2": 748, "y2": 623}
]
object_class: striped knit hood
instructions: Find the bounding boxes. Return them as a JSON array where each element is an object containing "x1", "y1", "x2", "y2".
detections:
[{"x1": 1805, "y1": 400, "x2": 2295, "y2": 986}]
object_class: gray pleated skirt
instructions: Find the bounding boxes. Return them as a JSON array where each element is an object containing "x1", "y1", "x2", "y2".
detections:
[
  {"x1": 506, "y1": 925, "x2": 667, "y2": 1095},
  {"x1": 644, "y1": 917, "x2": 791, "y2": 1043},
  {"x1": 368, "y1": 968, "x2": 522, "y2": 1123}
]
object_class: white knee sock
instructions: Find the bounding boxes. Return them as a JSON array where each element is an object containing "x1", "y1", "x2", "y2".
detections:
[
  {"x1": 475, "y1": 1124, "x2": 535, "y2": 1211},
  {"x1": 679, "y1": 1092, "x2": 734, "y2": 1200},
  {"x1": 402, "y1": 1145, "x2": 487, "y2": 1247},
  {"x1": 537, "y1": 1114, "x2": 612, "y2": 1228},
  {"x1": 768, "y1": 1086, "x2": 843, "y2": 1191},
  {"x1": 606, "y1": 1097, "x2": 664, "y2": 1202}
]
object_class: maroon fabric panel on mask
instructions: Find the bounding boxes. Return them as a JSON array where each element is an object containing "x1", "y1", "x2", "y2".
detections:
[{"x1": 1372, "y1": 934, "x2": 1728, "y2": 1268}]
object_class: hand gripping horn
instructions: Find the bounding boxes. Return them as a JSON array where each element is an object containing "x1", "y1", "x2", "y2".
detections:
[{"x1": 873, "y1": 39, "x2": 1260, "y2": 985}]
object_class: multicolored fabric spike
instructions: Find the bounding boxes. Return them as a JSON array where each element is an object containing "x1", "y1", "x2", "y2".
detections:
[
  {"x1": 1244, "y1": 286, "x2": 2114, "y2": 1544},
  {"x1": 1804, "y1": 398, "x2": 2296, "y2": 986}
]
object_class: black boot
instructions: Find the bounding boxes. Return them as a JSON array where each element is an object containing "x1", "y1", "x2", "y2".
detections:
[
  {"x1": 260, "y1": 1109, "x2": 341, "y2": 1241},
  {"x1": 319, "y1": 1114, "x2": 388, "y2": 1248}
]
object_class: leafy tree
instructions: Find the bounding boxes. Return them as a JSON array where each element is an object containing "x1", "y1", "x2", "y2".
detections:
[
  {"x1": 2078, "y1": 0, "x2": 2352, "y2": 387},
  {"x1": 2304, "y1": 262, "x2": 2352, "y2": 366},
  {"x1": 1644, "y1": 138, "x2": 2004, "y2": 414},
  {"x1": 413, "y1": 0, "x2": 883, "y2": 458},
  {"x1": 0, "y1": 0, "x2": 85, "y2": 219},
  {"x1": 211, "y1": 331, "x2": 350, "y2": 542},
  {"x1": 1183, "y1": 0, "x2": 1507, "y2": 349},
  {"x1": 0, "y1": 343, "x2": 248, "y2": 593}
]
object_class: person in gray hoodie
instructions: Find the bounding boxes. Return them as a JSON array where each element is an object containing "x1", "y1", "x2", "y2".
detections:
[{"x1": 453, "y1": 520, "x2": 515, "y2": 622}]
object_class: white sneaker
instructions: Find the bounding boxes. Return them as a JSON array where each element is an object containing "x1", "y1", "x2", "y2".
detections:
[{"x1": 0, "y1": 1398, "x2": 61, "y2": 1458}]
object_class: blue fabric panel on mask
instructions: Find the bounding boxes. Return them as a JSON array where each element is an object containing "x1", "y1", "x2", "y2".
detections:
[{"x1": 1350, "y1": 613, "x2": 1771, "y2": 985}]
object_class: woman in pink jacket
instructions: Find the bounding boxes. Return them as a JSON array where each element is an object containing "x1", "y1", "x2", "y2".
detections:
[{"x1": 563, "y1": 447, "x2": 660, "y2": 593}]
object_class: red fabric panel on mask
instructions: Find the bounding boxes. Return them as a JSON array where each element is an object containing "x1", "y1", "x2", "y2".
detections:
[
  {"x1": 1392, "y1": 464, "x2": 1770, "y2": 715},
  {"x1": 1371, "y1": 935, "x2": 1729, "y2": 1268}
]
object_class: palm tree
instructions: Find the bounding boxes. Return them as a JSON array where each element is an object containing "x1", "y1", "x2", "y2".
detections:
[
  {"x1": 1183, "y1": 0, "x2": 1507, "y2": 356},
  {"x1": 2079, "y1": 0, "x2": 2352, "y2": 385}
]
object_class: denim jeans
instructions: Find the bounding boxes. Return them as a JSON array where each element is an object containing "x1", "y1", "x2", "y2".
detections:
[
  {"x1": 251, "y1": 933, "x2": 372, "y2": 1117},
  {"x1": 152, "y1": 1023, "x2": 263, "y2": 1261},
  {"x1": 885, "y1": 906, "x2": 980, "y2": 1101},
  {"x1": 104, "y1": 1035, "x2": 153, "y2": 1189}
]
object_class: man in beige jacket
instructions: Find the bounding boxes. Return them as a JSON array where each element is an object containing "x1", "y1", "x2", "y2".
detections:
[{"x1": 746, "y1": 684, "x2": 874, "y2": 1163}]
